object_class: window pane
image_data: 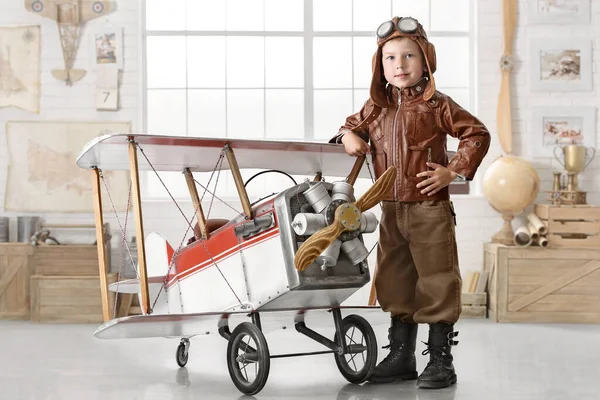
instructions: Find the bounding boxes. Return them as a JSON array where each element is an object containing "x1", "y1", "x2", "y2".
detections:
[
  {"x1": 440, "y1": 88, "x2": 471, "y2": 114},
  {"x1": 266, "y1": 89, "x2": 304, "y2": 139},
  {"x1": 430, "y1": 37, "x2": 469, "y2": 88},
  {"x1": 146, "y1": 0, "x2": 185, "y2": 31},
  {"x1": 313, "y1": 0, "x2": 352, "y2": 31},
  {"x1": 431, "y1": 0, "x2": 469, "y2": 32},
  {"x1": 226, "y1": 0, "x2": 264, "y2": 31},
  {"x1": 313, "y1": 90, "x2": 353, "y2": 140},
  {"x1": 265, "y1": 0, "x2": 304, "y2": 31},
  {"x1": 353, "y1": 0, "x2": 391, "y2": 31},
  {"x1": 146, "y1": 172, "x2": 192, "y2": 198},
  {"x1": 227, "y1": 37, "x2": 264, "y2": 88},
  {"x1": 446, "y1": 136, "x2": 459, "y2": 152},
  {"x1": 188, "y1": 90, "x2": 227, "y2": 137},
  {"x1": 265, "y1": 37, "x2": 304, "y2": 88},
  {"x1": 392, "y1": 0, "x2": 429, "y2": 31},
  {"x1": 195, "y1": 173, "x2": 233, "y2": 200},
  {"x1": 313, "y1": 38, "x2": 352, "y2": 88},
  {"x1": 186, "y1": 0, "x2": 226, "y2": 31},
  {"x1": 147, "y1": 36, "x2": 187, "y2": 89},
  {"x1": 353, "y1": 37, "x2": 375, "y2": 88},
  {"x1": 227, "y1": 90, "x2": 264, "y2": 138},
  {"x1": 147, "y1": 89, "x2": 187, "y2": 136},
  {"x1": 353, "y1": 89, "x2": 370, "y2": 114},
  {"x1": 188, "y1": 37, "x2": 226, "y2": 88}
]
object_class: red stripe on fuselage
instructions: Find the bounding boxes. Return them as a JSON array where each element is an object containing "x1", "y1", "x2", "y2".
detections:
[{"x1": 168, "y1": 200, "x2": 279, "y2": 287}]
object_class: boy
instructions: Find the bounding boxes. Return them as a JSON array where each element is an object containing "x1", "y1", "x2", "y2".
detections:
[{"x1": 329, "y1": 17, "x2": 490, "y2": 389}]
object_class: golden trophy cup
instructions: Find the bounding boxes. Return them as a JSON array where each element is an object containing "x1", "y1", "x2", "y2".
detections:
[{"x1": 554, "y1": 144, "x2": 596, "y2": 191}]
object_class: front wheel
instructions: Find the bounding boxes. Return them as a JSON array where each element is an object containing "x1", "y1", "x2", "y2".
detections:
[
  {"x1": 227, "y1": 322, "x2": 270, "y2": 395},
  {"x1": 333, "y1": 314, "x2": 378, "y2": 384}
]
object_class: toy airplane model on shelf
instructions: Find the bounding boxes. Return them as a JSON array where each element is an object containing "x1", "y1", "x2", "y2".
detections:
[{"x1": 76, "y1": 134, "x2": 460, "y2": 395}]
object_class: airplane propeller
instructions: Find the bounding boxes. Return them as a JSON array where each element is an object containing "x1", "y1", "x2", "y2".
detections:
[{"x1": 294, "y1": 166, "x2": 396, "y2": 271}]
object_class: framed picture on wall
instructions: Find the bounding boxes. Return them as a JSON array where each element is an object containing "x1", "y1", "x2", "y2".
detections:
[
  {"x1": 89, "y1": 26, "x2": 123, "y2": 69},
  {"x1": 531, "y1": 106, "x2": 596, "y2": 158},
  {"x1": 527, "y1": 0, "x2": 590, "y2": 24},
  {"x1": 529, "y1": 38, "x2": 592, "y2": 92}
]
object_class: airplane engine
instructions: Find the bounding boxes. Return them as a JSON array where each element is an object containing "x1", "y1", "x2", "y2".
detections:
[{"x1": 288, "y1": 180, "x2": 379, "y2": 270}]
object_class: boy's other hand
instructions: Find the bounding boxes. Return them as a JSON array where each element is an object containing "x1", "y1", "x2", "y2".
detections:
[
  {"x1": 341, "y1": 132, "x2": 370, "y2": 157},
  {"x1": 416, "y1": 162, "x2": 458, "y2": 196}
]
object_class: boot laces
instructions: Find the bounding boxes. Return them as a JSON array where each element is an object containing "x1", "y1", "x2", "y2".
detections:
[
  {"x1": 381, "y1": 342, "x2": 404, "y2": 363},
  {"x1": 421, "y1": 341, "x2": 447, "y2": 362}
]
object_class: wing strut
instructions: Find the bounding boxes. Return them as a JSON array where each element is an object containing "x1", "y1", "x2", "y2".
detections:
[
  {"x1": 91, "y1": 166, "x2": 111, "y2": 323},
  {"x1": 224, "y1": 144, "x2": 252, "y2": 219},
  {"x1": 184, "y1": 168, "x2": 208, "y2": 240},
  {"x1": 128, "y1": 138, "x2": 151, "y2": 315}
]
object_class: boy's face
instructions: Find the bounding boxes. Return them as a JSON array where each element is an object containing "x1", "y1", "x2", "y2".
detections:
[{"x1": 381, "y1": 38, "x2": 426, "y2": 90}]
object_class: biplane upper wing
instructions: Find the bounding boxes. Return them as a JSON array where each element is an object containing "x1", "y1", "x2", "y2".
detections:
[
  {"x1": 95, "y1": 306, "x2": 384, "y2": 340},
  {"x1": 75, "y1": 133, "x2": 372, "y2": 179},
  {"x1": 24, "y1": 0, "x2": 112, "y2": 21}
]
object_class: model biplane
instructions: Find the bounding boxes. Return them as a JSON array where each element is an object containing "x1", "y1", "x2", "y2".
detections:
[
  {"x1": 25, "y1": 0, "x2": 113, "y2": 85},
  {"x1": 76, "y1": 133, "x2": 398, "y2": 395}
]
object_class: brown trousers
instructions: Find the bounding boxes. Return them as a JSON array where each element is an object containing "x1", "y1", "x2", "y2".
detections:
[{"x1": 374, "y1": 200, "x2": 462, "y2": 324}]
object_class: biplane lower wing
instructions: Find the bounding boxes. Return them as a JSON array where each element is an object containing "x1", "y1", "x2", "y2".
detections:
[
  {"x1": 108, "y1": 276, "x2": 167, "y2": 294},
  {"x1": 94, "y1": 306, "x2": 384, "y2": 340}
]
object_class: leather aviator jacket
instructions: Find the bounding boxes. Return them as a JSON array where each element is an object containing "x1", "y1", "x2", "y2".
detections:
[{"x1": 330, "y1": 77, "x2": 491, "y2": 202}]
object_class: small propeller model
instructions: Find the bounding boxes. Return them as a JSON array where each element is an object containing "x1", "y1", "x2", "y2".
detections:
[{"x1": 294, "y1": 166, "x2": 396, "y2": 271}]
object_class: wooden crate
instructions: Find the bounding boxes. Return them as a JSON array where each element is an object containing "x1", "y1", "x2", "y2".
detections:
[
  {"x1": 30, "y1": 273, "x2": 117, "y2": 323},
  {"x1": 461, "y1": 292, "x2": 487, "y2": 319},
  {"x1": 33, "y1": 244, "x2": 104, "y2": 276},
  {"x1": 534, "y1": 204, "x2": 600, "y2": 248},
  {"x1": 484, "y1": 243, "x2": 600, "y2": 323},
  {"x1": 0, "y1": 244, "x2": 34, "y2": 320}
]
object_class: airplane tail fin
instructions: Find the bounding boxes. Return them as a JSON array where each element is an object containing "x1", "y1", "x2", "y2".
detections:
[{"x1": 109, "y1": 232, "x2": 175, "y2": 315}]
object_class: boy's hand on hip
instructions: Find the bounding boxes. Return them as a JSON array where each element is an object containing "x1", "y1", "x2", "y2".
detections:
[
  {"x1": 416, "y1": 162, "x2": 457, "y2": 196},
  {"x1": 341, "y1": 132, "x2": 370, "y2": 157}
]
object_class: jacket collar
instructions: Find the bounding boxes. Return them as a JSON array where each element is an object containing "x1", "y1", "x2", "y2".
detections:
[{"x1": 388, "y1": 76, "x2": 431, "y2": 103}]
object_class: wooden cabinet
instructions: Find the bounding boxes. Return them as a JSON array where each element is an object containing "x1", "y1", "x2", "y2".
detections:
[{"x1": 484, "y1": 243, "x2": 600, "y2": 323}]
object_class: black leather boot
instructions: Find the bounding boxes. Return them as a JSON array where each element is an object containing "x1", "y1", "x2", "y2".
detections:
[
  {"x1": 368, "y1": 318, "x2": 418, "y2": 383},
  {"x1": 417, "y1": 323, "x2": 459, "y2": 389}
]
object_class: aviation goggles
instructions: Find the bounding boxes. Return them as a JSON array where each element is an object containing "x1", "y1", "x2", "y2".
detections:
[{"x1": 376, "y1": 17, "x2": 423, "y2": 39}]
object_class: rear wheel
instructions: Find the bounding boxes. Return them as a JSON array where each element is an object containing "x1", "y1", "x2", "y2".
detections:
[
  {"x1": 333, "y1": 314, "x2": 377, "y2": 383},
  {"x1": 176, "y1": 339, "x2": 189, "y2": 367}
]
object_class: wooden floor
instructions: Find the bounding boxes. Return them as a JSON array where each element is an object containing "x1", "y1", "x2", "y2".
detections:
[{"x1": 0, "y1": 314, "x2": 597, "y2": 400}]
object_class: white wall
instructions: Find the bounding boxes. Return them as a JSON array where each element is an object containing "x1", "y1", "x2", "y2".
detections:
[
  {"x1": 1, "y1": 0, "x2": 598, "y2": 304},
  {"x1": 0, "y1": 0, "x2": 140, "y2": 267}
]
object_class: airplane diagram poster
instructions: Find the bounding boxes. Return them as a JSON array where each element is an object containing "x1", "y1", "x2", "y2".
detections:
[{"x1": 5, "y1": 121, "x2": 131, "y2": 212}]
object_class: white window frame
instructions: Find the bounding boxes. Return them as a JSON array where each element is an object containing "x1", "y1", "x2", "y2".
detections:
[{"x1": 141, "y1": 0, "x2": 478, "y2": 200}]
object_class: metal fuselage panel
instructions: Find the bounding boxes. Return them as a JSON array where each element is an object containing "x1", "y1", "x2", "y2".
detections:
[{"x1": 168, "y1": 184, "x2": 370, "y2": 314}]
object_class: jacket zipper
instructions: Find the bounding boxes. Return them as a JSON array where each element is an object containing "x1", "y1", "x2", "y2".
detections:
[
  {"x1": 427, "y1": 147, "x2": 432, "y2": 170},
  {"x1": 392, "y1": 91, "x2": 402, "y2": 200}
]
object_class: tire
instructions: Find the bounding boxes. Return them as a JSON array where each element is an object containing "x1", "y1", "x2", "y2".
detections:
[
  {"x1": 176, "y1": 343, "x2": 188, "y2": 367},
  {"x1": 333, "y1": 314, "x2": 378, "y2": 384},
  {"x1": 227, "y1": 322, "x2": 270, "y2": 395}
]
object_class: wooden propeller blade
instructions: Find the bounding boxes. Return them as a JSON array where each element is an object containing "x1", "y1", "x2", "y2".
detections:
[
  {"x1": 502, "y1": 0, "x2": 518, "y2": 55},
  {"x1": 294, "y1": 220, "x2": 345, "y2": 271},
  {"x1": 354, "y1": 166, "x2": 396, "y2": 212},
  {"x1": 497, "y1": 70, "x2": 512, "y2": 155}
]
